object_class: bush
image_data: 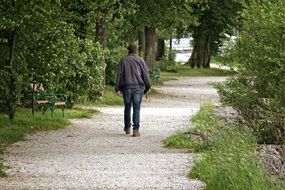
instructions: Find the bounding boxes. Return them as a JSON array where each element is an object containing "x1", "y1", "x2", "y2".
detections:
[
  {"x1": 158, "y1": 56, "x2": 182, "y2": 73},
  {"x1": 164, "y1": 102, "x2": 284, "y2": 189},
  {"x1": 65, "y1": 40, "x2": 106, "y2": 102},
  {"x1": 190, "y1": 124, "x2": 282, "y2": 190},
  {"x1": 187, "y1": 103, "x2": 283, "y2": 190},
  {"x1": 216, "y1": 0, "x2": 285, "y2": 144},
  {"x1": 104, "y1": 47, "x2": 126, "y2": 85}
]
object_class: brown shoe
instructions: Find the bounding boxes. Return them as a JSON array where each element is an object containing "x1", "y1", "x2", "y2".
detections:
[
  {"x1": 124, "y1": 127, "x2": 131, "y2": 134},
  {"x1": 132, "y1": 129, "x2": 140, "y2": 137}
]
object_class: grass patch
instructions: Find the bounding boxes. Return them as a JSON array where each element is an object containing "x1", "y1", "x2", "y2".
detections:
[
  {"x1": 164, "y1": 133, "x2": 194, "y2": 149},
  {"x1": 155, "y1": 67, "x2": 235, "y2": 86},
  {"x1": 191, "y1": 103, "x2": 218, "y2": 129},
  {"x1": 0, "y1": 107, "x2": 97, "y2": 176},
  {"x1": 161, "y1": 67, "x2": 235, "y2": 77},
  {"x1": 66, "y1": 108, "x2": 98, "y2": 119},
  {"x1": 164, "y1": 102, "x2": 284, "y2": 190},
  {"x1": 93, "y1": 85, "x2": 124, "y2": 105},
  {"x1": 211, "y1": 55, "x2": 225, "y2": 65},
  {"x1": 164, "y1": 102, "x2": 218, "y2": 152},
  {"x1": 87, "y1": 85, "x2": 161, "y2": 105},
  {"x1": 0, "y1": 163, "x2": 9, "y2": 177},
  {"x1": 189, "y1": 127, "x2": 283, "y2": 190}
]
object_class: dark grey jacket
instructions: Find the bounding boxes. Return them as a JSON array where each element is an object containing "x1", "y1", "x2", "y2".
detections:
[{"x1": 115, "y1": 54, "x2": 150, "y2": 92}]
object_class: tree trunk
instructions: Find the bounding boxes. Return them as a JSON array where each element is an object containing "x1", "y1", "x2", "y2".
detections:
[
  {"x1": 156, "y1": 38, "x2": 165, "y2": 61},
  {"x1": 95, "y1": 19, "x2": 107, "y2": 46},
  {"x1": 95, "y1": 18, "x2": 107, "y2": 85},
  {"x1": 77, "y1": 21, "x2": 87, "y2": 39},
  {"x1": 203, "y1": 35, "x2": 211, "y2": 68},
  {"x1": 188, "y1": 43, "x2": 197, "y2": 68},
  {"x1": 169, "y1": 33, "x2": 173, "y2": 61},
  {"x1": 8, "y1": 30, "x2": 17, "y2": 121},
  {"x1": 144, "y1": 26, "x2": 156, "y2": 68},
  {"x1": 188, "y1": 21, "x2": 211, "y2": 68},
  {"x1": 196, "y1": 34, "x2": 206, "y2": 68},
  {"x1": 138, "y1": 30, "x2": 145, "y2": 57}
]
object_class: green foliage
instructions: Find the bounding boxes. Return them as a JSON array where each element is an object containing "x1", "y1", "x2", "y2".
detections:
[
  {"x1": 165, "y1": 102, "x2": 284, "y2": 190},
  {"x1": 63, "y1": 108, "x2": 98, "y2": 119},
  {"x1": 191, "y1": 102, "x2": 218, "y2": 127},
  {"x1": 94, "y1": 85, "x2": 124, "y2": 105},
  {"x1": 158, "y1": 56, "x2": 182, "y2": 73},
  {"x1": 0, "y1": 163, "x2": 9, "y2": 177},
  {"x1": 0, "y1": 108, "x2": 96, "y2": 148},
  {"x1": 0, "y1": 1, "x2": 55, "y2": 118},
  {"x1": 164, "y1": 102, "x2": 218, "y2": 151},
  {"x1": 161, "y1": 67, "x2": 235, "y2": 77},
  {"x1": 216, "y1": 0, "x2": 285, "y2": 144},
  {"x1": 104, "y1": 47, "x2": 126, "y2": 85},
  {"x1": 133, "y1": 0, "x2": 193, "y2": 30},
  {"x1": 167, "y1": 49, "x2": 176, "y2": 62},
  {"x1": 65, "y1": 40, "x2": 106, "y2": 101},
  {"x1": 163, "y1": 133, "x2": 194, "y2": 149},
  {"x1": 184, "y1": 0, "x2": 243, "y2": 68},
  {"x1": 211, "y1": 55, "x2": 225, "y2": 65},
  {"x1": 0, "y1": 1, "x2": 107, "y2": 120},
  {"x1": 0, "y1": 108, "x2": 96, "y2": 133},
  {"x1": 189, "y1": 125, "x2": 283, "y2": 190}
]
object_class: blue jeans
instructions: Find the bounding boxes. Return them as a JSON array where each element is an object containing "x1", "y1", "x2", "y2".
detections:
[{"x1": 123, "y1": 87, "x2": 143, "y2": 129}]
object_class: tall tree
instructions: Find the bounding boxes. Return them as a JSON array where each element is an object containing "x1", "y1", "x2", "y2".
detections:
[
  {"x1": 61, "y1": 0, "x2": 94, "y2": 39},
  {"x1": 132, "y1": 0, "x2": 193, "y2": 68},
  {"x1": 138, "y1": 31, "x2": 145, "y2": 56},
  {"x1": 61, "y1": 0, "x2": 128, "y2": 46},
  {"x1": 92, "y1": 1, "x2": 119, "y2": 46},
  {"x1": 187, "y1": 0, "x2": 242, "y2": 68}
]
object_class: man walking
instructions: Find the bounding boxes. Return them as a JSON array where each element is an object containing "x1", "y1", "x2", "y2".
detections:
[{"x1": 115, "y1": 44, "x2": 151, "y2": 137}]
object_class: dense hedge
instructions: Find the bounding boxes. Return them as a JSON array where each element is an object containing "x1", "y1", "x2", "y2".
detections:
[
  {"x1": 216, "y1": 0, "x2": 285, "y2": 144},
  {"x1": 0, "y1": 2, "x2": 106, "y2": 118}
]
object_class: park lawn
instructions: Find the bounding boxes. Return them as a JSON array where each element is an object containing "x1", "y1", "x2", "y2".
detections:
[
  {"x1": 161, "y1": 67, "x2": 235, "y2": 77},
  {"x1": 152, "y1": 67, "x2": 235, "y2": 86},
  {"x1": 93, "y1": 85, "x2": 124, "y2": 105},
  {"x1": 164, "y1": 102, "x2": 284, "y2": 190},
  {"x1": 0, "y1": 108, "x2": 97, "y2": 176}
]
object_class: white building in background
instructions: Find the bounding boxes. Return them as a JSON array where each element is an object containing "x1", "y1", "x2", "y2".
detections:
[{"x1": 166, "y1": 38, "x2": 193, "y2": 62}]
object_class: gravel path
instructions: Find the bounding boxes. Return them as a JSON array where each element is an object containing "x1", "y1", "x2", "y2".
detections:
[{"x1": 0, "y1": 77, "x2": 226, "y2": 190}]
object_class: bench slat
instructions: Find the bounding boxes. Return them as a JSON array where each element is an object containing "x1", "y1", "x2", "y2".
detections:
[
  {"x1": 54, "y1": 102, "x2": 66, "y2": 106},
  {"x1": 36, "y1": 100, "x2": 49, "y2": 104}
]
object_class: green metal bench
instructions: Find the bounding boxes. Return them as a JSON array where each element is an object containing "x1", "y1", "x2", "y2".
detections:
[
  {"x1": 150, "y1": 67, "x2": 161, "y2": 84},
  {"x1": 31, "y1": 83, "x2": 67, "y2": 117}
]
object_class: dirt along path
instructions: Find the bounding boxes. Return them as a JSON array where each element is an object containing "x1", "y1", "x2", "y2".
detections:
[{"x1": 0, "y1": 77, "x2": 226, "y2": 190}]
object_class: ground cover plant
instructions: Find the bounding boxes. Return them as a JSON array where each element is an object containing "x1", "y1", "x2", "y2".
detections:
[
  {"x1": 93, "y1": 85, "x2": 124, "y2": 106},
  {"x1": 164, "y1": 103, "x2": 284, "y2": 189}
]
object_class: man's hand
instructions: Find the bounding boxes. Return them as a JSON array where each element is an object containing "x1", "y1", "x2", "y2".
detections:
[
  {"x1": 144, "y1": 88, "x2": 150, "y2": 94},
  {"x1": 116, "y1": 91, "x2": 122, "y2": 96}
]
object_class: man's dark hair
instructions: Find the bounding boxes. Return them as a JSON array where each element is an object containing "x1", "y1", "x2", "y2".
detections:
[{"x1": 127, "y1": 44, "x2": 137, "y2": 54}]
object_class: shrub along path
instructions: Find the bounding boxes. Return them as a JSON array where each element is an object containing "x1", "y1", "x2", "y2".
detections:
[{"x1": 0, "y1": 77, "x2": 226, "y2": 189}]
